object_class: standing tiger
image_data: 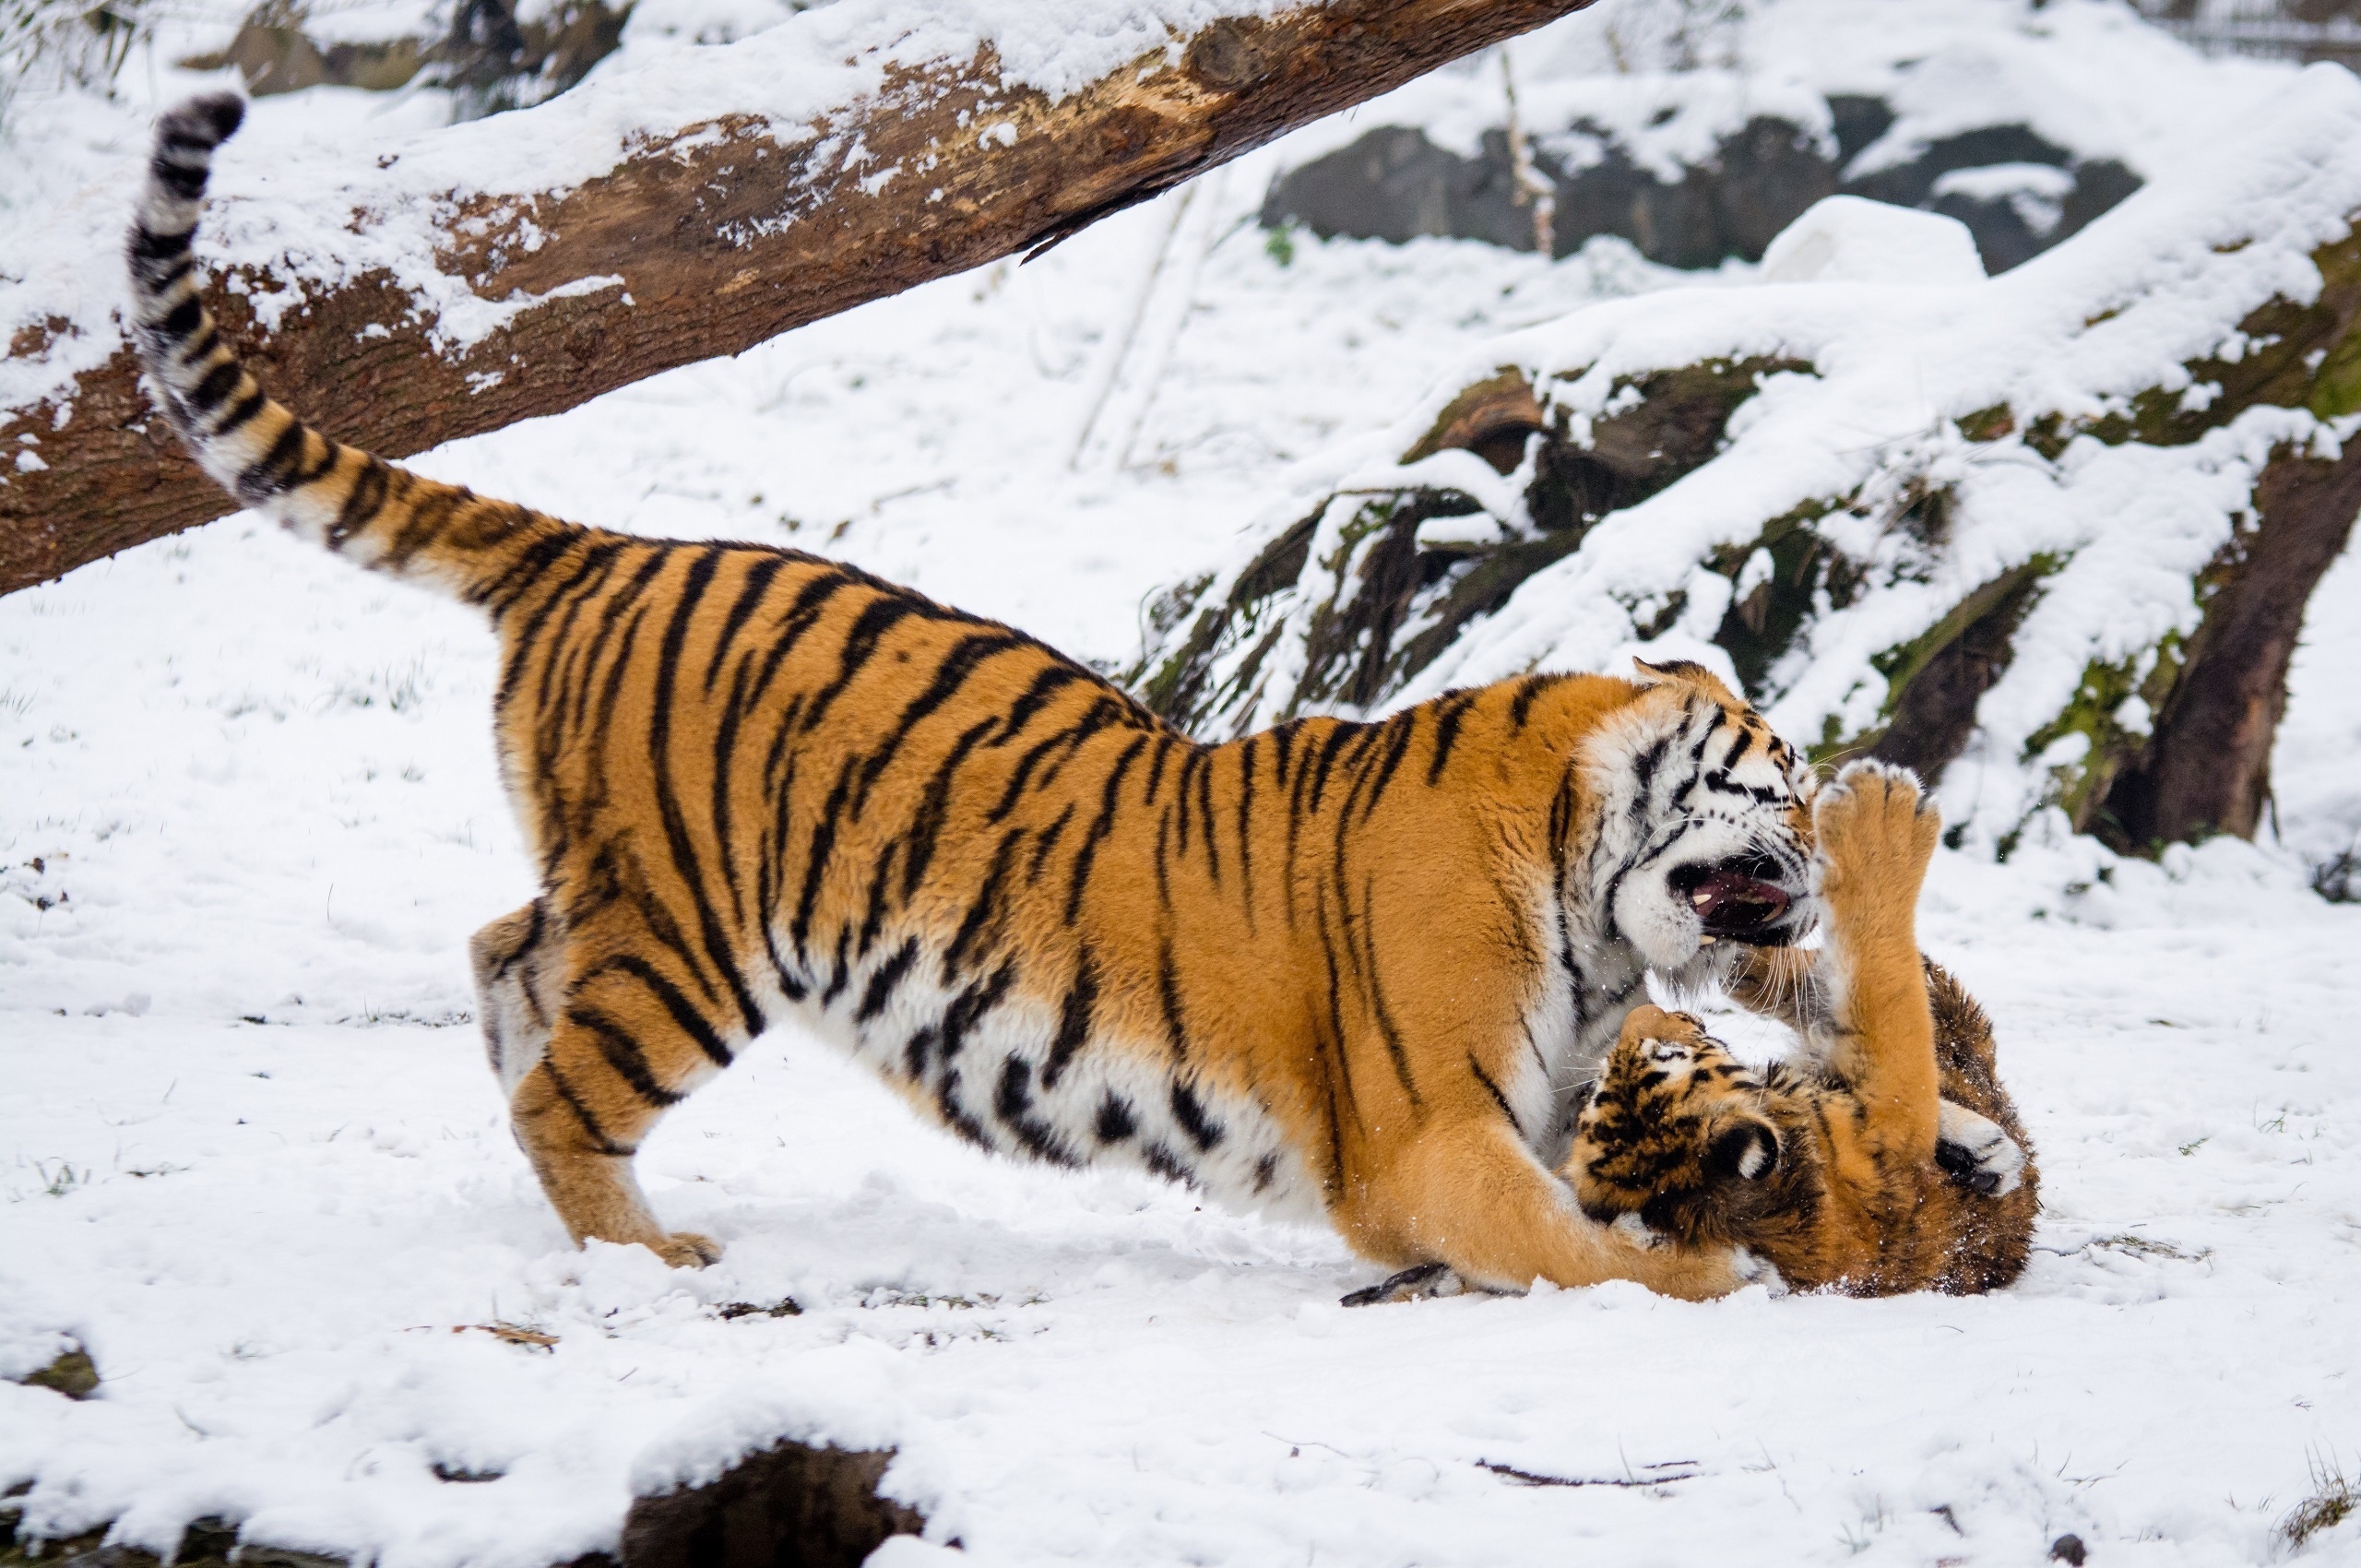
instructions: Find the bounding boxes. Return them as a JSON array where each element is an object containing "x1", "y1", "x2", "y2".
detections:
[{"x1": 125, "y1": 96, "x2": 2017, "y2": 1301}]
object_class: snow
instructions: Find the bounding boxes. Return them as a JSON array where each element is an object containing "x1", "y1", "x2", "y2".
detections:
[
  {"x1": 1758, "y1": 196, "x2": 1987, "y2": 285},
  {"x1": 6, "y1": 0, "x2": 2361, "y2": 1563}
]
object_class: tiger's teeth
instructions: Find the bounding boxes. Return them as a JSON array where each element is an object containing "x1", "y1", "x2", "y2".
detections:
[
  {"x1": 1699, "y1": 935, "x2": 1717, "y2": 945},
  {"x1": 1691, "y1": 890, "x2": 1714, "y2": 908}
]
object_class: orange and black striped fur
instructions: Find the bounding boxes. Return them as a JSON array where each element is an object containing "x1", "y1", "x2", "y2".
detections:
[
  {"x1": 128, "y1": 96, "x2": 1918, "y2": 1301},
  {"x1": 1568, "y1": 763, "x2": 2037, "y2": 1294}
]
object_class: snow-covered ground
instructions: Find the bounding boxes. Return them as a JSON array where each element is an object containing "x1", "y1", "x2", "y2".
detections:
[{"x1": 7, "y1": 1, "x2": 2361, "y2": 1563}]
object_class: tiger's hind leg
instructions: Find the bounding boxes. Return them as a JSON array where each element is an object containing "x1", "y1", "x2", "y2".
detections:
[
  {"x1": 470, "y1": 899, "x2": 565, "y2": 1101},
  {"x1": 503, "y1": 909, "x2": 747, "y2": 1268}
]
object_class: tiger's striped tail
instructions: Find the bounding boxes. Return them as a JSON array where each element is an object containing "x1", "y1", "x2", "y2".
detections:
[{"x1": 126, "y1": 93, "x2": 574, "y2": 603}]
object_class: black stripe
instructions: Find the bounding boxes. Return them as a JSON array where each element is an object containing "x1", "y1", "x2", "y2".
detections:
[
  {"x1": 1235, "y1": 736, "x2": 1257, "y2": 912},
  {"x1": 1467, "y1": 1052, "x2": 1523, "y2": 1139},
  {"x1": 903, "y1": 1024, "x2": 939, "y2": 1080},
  {"x1": 160, "y1": 295, "x2": 202, "y2": 339},
  {"x1": 1169, "y1": 1079, "x2": 1224, "y2": 1151},
  {"x1": 901, "y1": 718, "x2": 1002, "y2": 900},
  {"x1": 511, "y1": 540, "x2": 625, "y2": 717},
  {"x1": 702, "y1": 554, "x2": 787, "y2": 695},
  {"x1": 853, "y1": 837, "x2": 898, "y2": 959},
  {"x1": 1025, "y1": 802, "x2": 1075, "y2": 884},
  {"x1": 1630, "y1": 734, "x2": 1670, "y2": 816},
  {"x1": 1095, "y1": 1093, "x2": 1136, "y2": 1142},
  {"x1": 566, "y1": 1004, "x2": 686, "y2": 1106},
  {"x1": 1306, "y1": 721, "x2": 1359, "y2": 814},
  {"x1": 1195, "y1": 746, "x2": 1221, "y2": 886},
  {"x1": 587, "y1": 955, "x2": 734, "y2": 1068},
  {"x1": 379, "y1": 485, "x2": 475, "y2": 572},
  {"x1": 647, "y1": 548, "x2": 766, "y2": 1039},
  {"x1": 994, "y1": 664, "x2": 1086, "y2": 744},
  {"x1": 335, "y1": 460, "x2": 399, "y2": 563},
  {"x1": 535, "y1": 1057, "x2": 630, "y2": 1155},
  {"x1": 128, "y1": 224, "x2": 192, "y2": 262},
  {"x1": 789, "y1": 757, "x2": 860, "y2": 961},
  {"x1": 1042, "y1": 946, "x2": 1098, "y2": 1089},
  {"x1": 986, "y1": 726, "x2": 1087, "y2": 824},
  {"x1": 1156, "y1": 933, "x2": 1188, "y2": 1061},
  {"x1": 943, "y1": 827, "x2": 1026, "y2": 978},
  {"x1": 1360, "y1": 708, "x2": 1418, "y2": 821},
  {"x1": 855, "y1": 937, "x2": 920, "y2": 1025},
  {"x1": 234, "y1": 413, "x2": 308, "y2": 500},
  {"x1": 1510, "y1": 674, "x2": 1560, "y2": 731},
  {"x1": 854, "y1": 632, "x2": 1023, "y2": 815},
  {"x1": 993, "y1": 1057, "x2": 1076, "y2": 1165},
  {"x1": 802, "y1": 596, "x2": 925, "y2": 733},
  {"x1": 208, "y1": 384, "x2": 267, "y2": 440},
  {"x1": 187, "y1": 358, "x2": 239, "y2": 412},
  {"x1": 1426, "y1": 692, "x2": 1478, "y2": 786},
  {"x1": 1143, "y1": 734, "x2": 1177, "y2": 806},
  {"x1": 707, "y1": 647, "x2": 761, "y2": 936},
  {"x1": 742, "y1": 571, "x2": 856, "y2": 713},
  {"x1": 940, "y1": 961, "x2": 1018, "y2": 1062},
  {"x1": 1063, "y1": 734, "x2": 1148, "y2": 924},
  {"x1": 1352, "y1": 875, "x2": 1421, "y2": 1108},
  {"x1": 149, "y1": 158, "x2": 208, "y2": 199},
  {"x1": 175, "y1": 322, "x2": 217, "y2": 368},
  {"x1": 820, "y1": 928, "x2": 853, "y2": 1006}
]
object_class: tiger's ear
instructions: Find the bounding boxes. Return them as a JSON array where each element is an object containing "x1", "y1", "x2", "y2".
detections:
[
  {"x1": 1632, "y1": 658, "x2": 1738, "y2": 701},
  {"x1": 1706, "y1": 1115, "x2": 1781, "y2": 1182}
]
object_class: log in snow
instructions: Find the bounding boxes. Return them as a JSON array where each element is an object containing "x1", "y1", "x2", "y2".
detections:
[
  {"x1": 0, "y1": 0, "x2": 1596, "y2": 597},
  {"x1": 1130, "y1": 66, "x2": 2361, "y2": 853}
]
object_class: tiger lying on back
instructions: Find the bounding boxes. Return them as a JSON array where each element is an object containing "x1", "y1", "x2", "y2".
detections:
[
  {"x1": 1568, "y1": 763, "x2": 2037, "y2": 1295},
  {"x1": 125, "y1": 96, "x2": 2020, "y2": 1301}
]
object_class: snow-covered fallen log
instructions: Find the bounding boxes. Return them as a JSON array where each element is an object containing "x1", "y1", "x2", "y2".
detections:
[
  {"x1": 1132, "y1": 63, "x2": 2361, "y2": 854},
  {"x1": 0, "y1": 0, "x2": 1597, "y2": 597}
]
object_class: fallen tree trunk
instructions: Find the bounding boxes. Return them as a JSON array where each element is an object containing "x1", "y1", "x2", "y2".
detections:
[
  {"x1": 1129, "y1": 75, "x2": 2361, "y2": 857},
  {"x1": 0, "y1": 0, "x2": 1597, "y2": 597}
]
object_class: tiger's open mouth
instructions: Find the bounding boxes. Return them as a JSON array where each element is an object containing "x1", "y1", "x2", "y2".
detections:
[{"x1": 1669, "y1": 861, "x2": 1794, "y2": 942}]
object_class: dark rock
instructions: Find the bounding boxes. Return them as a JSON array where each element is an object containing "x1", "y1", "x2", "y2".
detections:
[
  {"x1": 1260, "y1": 96, "x2": 2142, "y2": 276},
  {"x1": 175, "y1": 0, "x2": 627, "y2": 119},
  {"x1": 2049, "y1": 1533, "x2": 2089, "y2": 1565},
  {"x1": 621, "y1": 1442, "x2": 925, "y2": 1568},
  {"x1": 1258, "y1": 125, "x2": 1532, "y2": 249}
]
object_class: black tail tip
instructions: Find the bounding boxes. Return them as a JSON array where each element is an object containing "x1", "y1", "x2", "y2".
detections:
[{"x1": 157, "y1": 93, "x2": 246, "y2": 153}]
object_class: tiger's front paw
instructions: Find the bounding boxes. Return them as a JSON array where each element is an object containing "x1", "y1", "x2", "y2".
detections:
[
  {"x1": 1812, "y1": 759, "x2": 1940, "y2": 915},
  {"x1": 649, "y1": 1230, "x2": 725, "y2": 1268},
  {"x1": 1934, "y1": 1100, "x2": 2024, "y2": 1196}
]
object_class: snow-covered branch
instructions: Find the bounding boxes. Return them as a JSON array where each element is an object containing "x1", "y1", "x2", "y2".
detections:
[{"x1": 0, "y1": 0, "x2": 1597, "y2": 596}]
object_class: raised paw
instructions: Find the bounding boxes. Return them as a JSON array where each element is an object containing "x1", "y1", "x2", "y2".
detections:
[
  {"x1": 649, "y1": 1230, "x2": 725, "y2": 1268},
  {"x1": 1934, "y1": 1100, "x2": 2024, "y2": 1196},
  {"x1": 1812, "y1": 758, "x2": 1940, "y2": 912}
]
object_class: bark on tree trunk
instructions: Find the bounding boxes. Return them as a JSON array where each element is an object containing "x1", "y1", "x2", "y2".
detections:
[
  {"x1": 2093, "y1": 437, "x2": 2361, "y2": 849},
  {"x1": 0, "y1": 0, "x2": 1598, "y2": 598}
]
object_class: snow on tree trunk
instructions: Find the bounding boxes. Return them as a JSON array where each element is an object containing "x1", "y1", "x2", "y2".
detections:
[{"x1": 1129, "y1": 67, "x2": 2361, "y2": 855}]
